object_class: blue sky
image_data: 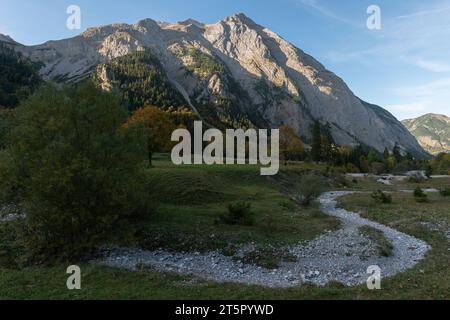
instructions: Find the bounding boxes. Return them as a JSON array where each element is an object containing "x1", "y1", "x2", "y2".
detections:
[{"x1": 0, "y1": 0, "x2": 449, "y2": 120}]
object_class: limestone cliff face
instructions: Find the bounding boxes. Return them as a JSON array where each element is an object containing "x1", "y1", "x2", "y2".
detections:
[{"x1": 1, "y1": 13, "x2": 428, "y2": 157}]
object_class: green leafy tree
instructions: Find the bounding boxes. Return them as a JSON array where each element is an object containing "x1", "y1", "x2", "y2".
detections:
[
  {"x1": 0, "y1": 107, "x2": 14, "y2": 149},
  {"x1": 368, "y1": 149, "x2": 378, "y2": 164},
  {"x1": 0, "y1": 82, "x2": 147, "y2": 262}
]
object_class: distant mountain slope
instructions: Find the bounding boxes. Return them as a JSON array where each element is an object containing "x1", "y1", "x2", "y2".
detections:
[
  {"x1": 402, "y1": 114, "x2": 450, "y2": 155},
  {"x1": 0, "y1": 13, "x2": 428, "y2": 157}
]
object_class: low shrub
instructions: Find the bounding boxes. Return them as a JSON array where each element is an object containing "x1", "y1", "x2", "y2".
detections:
[
  {"x1": 371, "y1": 190, "x2": 392, "y2": 204},
  {"x1": 240, "y1": 246, "x2": 297, "y2": 269},
  {"x1": 408, "y1": 173, "x2": 425, "y2": 184},
  {"x1": 359, "y1": 225, "x2": 393, "y2": 257},
  {"x1": 330, "y1": 173, "x2": 351, "y2": 188},
  {"x1": 414, "y1": 187, "x2": 428, "y2": 203},
  {"x1": 219, "y1": 202, "x2": 254, "y2": 226}
]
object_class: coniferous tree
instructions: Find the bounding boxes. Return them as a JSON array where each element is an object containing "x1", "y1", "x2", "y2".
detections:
[
  {"x1": 393, "y1": 142, "x2": 403, "y2": 163},
  {"x1": 93, "y1": 50, "x2": 186, "y2": 112},
  {"x1": 321, "y1": 123, "x2": 334, "y2": 162},
  {"x1": 383, "y1": 147, "x2": 390, "y2": 160},
  {"x1": 0, "y1": 43, "x2": 42, "y2": 108},
  {"x1": 311, "y1": 121, "x2": 322, "y2": 162}
]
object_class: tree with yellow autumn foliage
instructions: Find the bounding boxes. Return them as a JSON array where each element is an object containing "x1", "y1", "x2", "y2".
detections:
[
  {"x1": 124, "y1": 105, "x2": 175, "y2": 166},
  {"x1": 279, "y1": 124, "x2": 305, "y2": 165}
]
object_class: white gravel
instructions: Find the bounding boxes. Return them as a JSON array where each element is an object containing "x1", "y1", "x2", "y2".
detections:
[{"x1": 97, "y1": 191, "x2": 431, "y2": 288}]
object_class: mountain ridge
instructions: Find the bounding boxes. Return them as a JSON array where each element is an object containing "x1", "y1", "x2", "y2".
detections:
[
  {"x1": 0, "y1": 13, "x2": 428, "y2": 158},
  {"x1": 402, "y1": 113, "x2": 450, "y2": 155}
]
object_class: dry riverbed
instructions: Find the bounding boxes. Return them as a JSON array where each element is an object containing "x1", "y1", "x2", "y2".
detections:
[{"x1": 98, "y1": 191, "x2": 431, "y2": 288}]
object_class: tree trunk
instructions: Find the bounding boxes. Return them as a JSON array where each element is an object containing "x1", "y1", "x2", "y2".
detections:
[
  {"x1": 148, "y1": 150, "x2": 153, "y2": 166},
  {"x1": 147, "y1": 142, "x2": 153, "y2": 166}
]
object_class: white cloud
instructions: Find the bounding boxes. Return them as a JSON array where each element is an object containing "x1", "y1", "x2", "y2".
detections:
[
  {"x1": 411, "y1": 59, "x2": 450, "y2": 73},
  {"x1": 295, "y1": 0, "x2": 362, "y2": 27},
  {"x1": 326, "y1": 2, "x2": 450, "y2": 73},
  {"x1": 389, "y1": 101, "x2": 431, "y2": 113},
  {"x1": 396, "y1": 5, "x2": 450, "y2": 19},
  {"x1": 394, "y1": 77, "x2": 450, "y2": 98},
  {"x1": 389, "y1": 77, "x2": 450, "y2": 119}
]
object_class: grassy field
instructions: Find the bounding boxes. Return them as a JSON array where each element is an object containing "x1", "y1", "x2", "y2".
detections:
[
  {"x1": 0, "y1": 158, "x2": 449, "y2": 299},
  {"x1": 120, "y1": 155, "x2": 341, "y2": 254}
]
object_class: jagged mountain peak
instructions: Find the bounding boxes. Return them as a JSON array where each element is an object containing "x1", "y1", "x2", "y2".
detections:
[
  {"x1": 81, "y1": 23, "x2": 131, "y2": 38},
  {"x1": 225, "y1": 13, "x2": 256, "y2": 24},
  {"x1": 7, "y1": 14, "x2": 429, "y2": 158},
  {"x1": 134, "y1": 18, "x2": 161, "y2": 31},
  {"x1": 177, "y1": 18, "x2": 205, "y2": 28}
]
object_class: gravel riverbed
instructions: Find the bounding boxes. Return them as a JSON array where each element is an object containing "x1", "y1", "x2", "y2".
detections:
[{"x1": 97, "y1": 191, "x2": 431, "y2": 288}]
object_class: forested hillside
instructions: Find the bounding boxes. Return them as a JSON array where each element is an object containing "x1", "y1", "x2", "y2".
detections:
[
  {"x1": 93, "y1": 50, "x2": 186, "y2": 111},
  {"x1": 0, "y1": 43, "x2": 42, "y2": 108}
]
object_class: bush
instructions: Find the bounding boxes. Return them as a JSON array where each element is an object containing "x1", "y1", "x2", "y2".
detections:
[
  {"x1": 219, "y1": 202, "x2": 254, "y2": 226},
  {"x1": 330, "y1": 173, "x2": 351, "y2": 188},
  {"x1": 359, "y1": 226, "x2": 393, "y2": 257},
  {"x1": 414, "y1": 187, "x2": 428, "y2": 203},
  {"x1": 439, "y1": 188, "x2": 450, "y2": 197},
  {"x1": 371, "y1": 190, "x2": 392, "y2": 204},
  {"x1": 296, "y1": 174, "x2": 326, "y2": 206},
  {"x1": 240, "y1": 246, "x2": 296, "y2": 269},
  {"x1": 408, "y1": 173, "x2": 425, "y2": 184},
  {"x1": 0, "y1": 82, "x2": 148, "y2": 263}
]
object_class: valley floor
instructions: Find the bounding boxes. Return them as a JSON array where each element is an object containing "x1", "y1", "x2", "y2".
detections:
[{"x1": 0, "y1": 157, "x2": 449, "y2": 299}]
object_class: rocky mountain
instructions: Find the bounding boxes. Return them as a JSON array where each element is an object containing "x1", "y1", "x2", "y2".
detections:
[
  {"x1": 0, "y1": 34, "x2": 18, "y2": 45},
  {"x1": 0, "y1": 13, "x2": 428, "y2": 157},
  {"x1": 402, "y1": 114, "x2": 450, "y2": 155}
]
